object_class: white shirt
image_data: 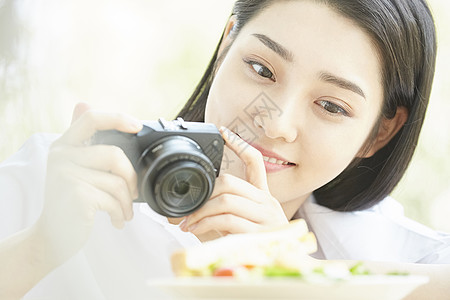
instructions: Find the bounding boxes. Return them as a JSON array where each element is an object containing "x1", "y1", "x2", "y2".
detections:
[
  {"x1": 296, "y1": 197, "x2": 450, "y2": 263},
  {"x1": 1, "y1": 133, "x2": 449, "y2": 299}
]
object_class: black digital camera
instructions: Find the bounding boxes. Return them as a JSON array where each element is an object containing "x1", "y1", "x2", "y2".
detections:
[{"x1": 93, "y1": 118, "x2": 224, "y2": 217}]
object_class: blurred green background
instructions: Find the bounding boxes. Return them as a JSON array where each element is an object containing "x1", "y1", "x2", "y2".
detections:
[{"x1": 1, "y1": 0, "x2": 449, "y2": 231}]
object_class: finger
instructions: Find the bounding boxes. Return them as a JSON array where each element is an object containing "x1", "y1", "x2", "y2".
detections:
[
  {"x1": 71, "y1": 177, "x2": 127, "y2": 229},
  {"x1": 219, "y1": 126, "x2": 269, "y2": 191},
  {"x1": 71, "y1": 102, "x2": 91, "y2": 125},
  {"x1": 55, "y1": 144, "x2": 139, "y2": 199},
  {"x1": 187, "y1": 214, "x2": 260, "y2": 236},
  {"x1": 67, "y1": 162, "x2": 134, "y2": 221},
  {"x1": 182, "y1": 194, "x2": 265, "y2": 231},
  {"x1": 59, "y1": 110, "x2": 143, "y2": 146},
  {"x1": 209, "y1": 173, "x2": 266, "y2": 202},
  {"x1": 93, "y1": 188, "x2": 127, "y2": 229}
]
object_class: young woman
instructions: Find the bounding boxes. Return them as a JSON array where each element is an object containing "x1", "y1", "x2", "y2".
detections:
[{"x1": 1, "y1": 0, "x2": 449, "y2": 298}]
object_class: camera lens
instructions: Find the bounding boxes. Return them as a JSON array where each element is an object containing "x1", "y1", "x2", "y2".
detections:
[
  {"x1": 155, "y1": 161, "x2": 212, "y2": 215},
  {"x1": 139, "y1": 136, "x2": 216, "y2": 217},
  {"x1": 173, "y1": 181, "x2": 190, "y2": 196}
]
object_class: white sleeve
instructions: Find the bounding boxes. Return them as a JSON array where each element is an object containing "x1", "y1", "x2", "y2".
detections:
[
  {"x1": 0, "y1": 133, "x2": 59, "y2": 240},
  {"x1": 0, "y1": 134, "x2": 109, "y2": 299},
  {"x1": 0, "y1": 133, "x2": 199, "y2": 299}
]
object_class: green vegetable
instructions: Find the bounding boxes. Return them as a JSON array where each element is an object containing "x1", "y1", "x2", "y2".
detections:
[
  {"x1": 386, "y1": 271, "x2": 409, "y2": 276},
  {"x1": 349, "y1": 262, "x2": 371, "y2": 275},
  {"x1": 312, "y1": 267, "x2": 325, "y2": 275},
  {"x1": 208, "y1": 260, "x2": 223, "y2": 275},
  {"x1": 263, "y1": 266, "x2": 302, "y2": 277}
]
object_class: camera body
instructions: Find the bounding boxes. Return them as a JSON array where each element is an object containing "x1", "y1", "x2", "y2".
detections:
[{"x1": 93, "y1": 118, "x2": 224, "y2": 217}]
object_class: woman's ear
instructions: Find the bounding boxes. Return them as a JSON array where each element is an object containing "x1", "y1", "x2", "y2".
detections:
[
  {"x1": 362, "y1": 106, "x2": 409, "y2": 158},
  {"x1": 218, "y1": 15, "x2": 237, "y2": 56}
]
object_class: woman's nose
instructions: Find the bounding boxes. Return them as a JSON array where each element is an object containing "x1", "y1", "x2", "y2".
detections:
[{"x1": 253, "y1": 104, "x2": 298, "y2": 143}]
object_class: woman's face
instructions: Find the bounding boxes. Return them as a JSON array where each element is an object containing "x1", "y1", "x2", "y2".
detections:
[{"x1": 205, "y1": 1, "x2": 384, "y2": 210}]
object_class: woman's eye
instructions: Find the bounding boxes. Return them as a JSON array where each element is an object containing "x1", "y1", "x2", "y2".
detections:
[
  {"x1": 244, "y1": 60, "x2": 275, "y2": 81},
  {"x1": 317, "y1": 100, "x2": 349, "y2": 116}
]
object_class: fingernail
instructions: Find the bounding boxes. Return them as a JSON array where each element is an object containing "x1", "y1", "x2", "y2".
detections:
[
  {"x1": 133, "y1": 188, "x2": 139, "y2": 200},
  {"x1": 127, "y1": 209, "x2": 134, "y2": 221},
  {"x1": 179, "y1": 218, "x2": 188, "y2": 231},
  {"x1": 113, "y1": 218, "x2": 125, "y2": 229},
  {"x1": 129, "y1": 118, "x2": 143, "y2": 131},
  {"x1": 187, "y1": 223, "x2": 198, "y2": 232},
  {"x1": 220, "y1": 127, "x2": 235, "y2": 140}
]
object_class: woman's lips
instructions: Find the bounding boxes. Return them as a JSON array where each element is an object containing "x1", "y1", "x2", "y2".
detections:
[
  {"x1": 248, "y1": 142, "x2": 297, "y2": 173},
  {"x1": 231, "y1": 131, "x2": 296, "y2": 173}
]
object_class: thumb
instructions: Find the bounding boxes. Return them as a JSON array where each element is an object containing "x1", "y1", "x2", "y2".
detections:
[{"x1": 71, "y1": 102, "x2": 92, "y2": 124}]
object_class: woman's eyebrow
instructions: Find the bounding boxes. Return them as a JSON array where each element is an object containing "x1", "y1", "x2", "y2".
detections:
[
  {"x1": 251, "y1": 33, "x2": 366, "y2": 99},
  {"x1": 319, "y1": 72, "x2": 367, "y2": 99},
  {"x1": 252, "y1": 33, "x2": 294, "y2": 62}
]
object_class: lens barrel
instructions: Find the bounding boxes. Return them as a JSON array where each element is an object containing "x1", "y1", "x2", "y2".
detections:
[{"x1": 139, "y1": 136, "x2": 216, "y2": 217}]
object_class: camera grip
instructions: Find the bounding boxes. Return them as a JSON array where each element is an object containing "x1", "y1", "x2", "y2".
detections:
[{"x1": 92, "y1": 130, "x2": 141, "y2": 170}]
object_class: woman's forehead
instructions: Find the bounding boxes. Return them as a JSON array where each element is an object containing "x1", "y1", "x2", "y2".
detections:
[{"x1": 240, "y1": 1, "x2": 370, "y2": 48}]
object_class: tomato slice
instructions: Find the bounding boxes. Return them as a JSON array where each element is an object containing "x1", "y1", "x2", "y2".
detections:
[{"x1": 213, "y1": 267, "x2": 235, "y2": 277}]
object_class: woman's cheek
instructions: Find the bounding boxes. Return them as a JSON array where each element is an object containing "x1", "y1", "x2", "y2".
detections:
[
  {"x1": 302, "y1": 131, "x2": 361, "y2": 182},
  {"x1": 206, "y1": 78, "x2": 243, "y2": 125},
  {"x1": 206, "y1": 54, "x2": 263, "y2": 125}
]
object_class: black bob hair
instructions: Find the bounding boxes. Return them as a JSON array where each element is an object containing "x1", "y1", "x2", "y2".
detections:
[{"x1": 177, "y1": 0, "x2": 437, "y2": 212}]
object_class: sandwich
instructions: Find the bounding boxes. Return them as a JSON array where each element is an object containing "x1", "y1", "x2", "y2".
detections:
[{"x1": 171, "y1": 219, "x2": 349, "y2": 279}]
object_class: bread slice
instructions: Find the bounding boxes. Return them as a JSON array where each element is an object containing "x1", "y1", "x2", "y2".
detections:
[{"x1": 171, "y1": 220, "x2": 321, "y2": 277}]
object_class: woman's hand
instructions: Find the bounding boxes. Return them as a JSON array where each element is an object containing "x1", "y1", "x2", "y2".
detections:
[
  {"x1": 180, "y1": 127, "x2": 288, "y2": 239},
  {"x1": 36, "y1": 103, "x2": 143, "y2": 265}
]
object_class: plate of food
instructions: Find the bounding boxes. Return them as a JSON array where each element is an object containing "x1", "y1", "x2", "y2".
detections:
[{"x1": 148, "y1": 220, "x2": 428, "y2": 300}]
